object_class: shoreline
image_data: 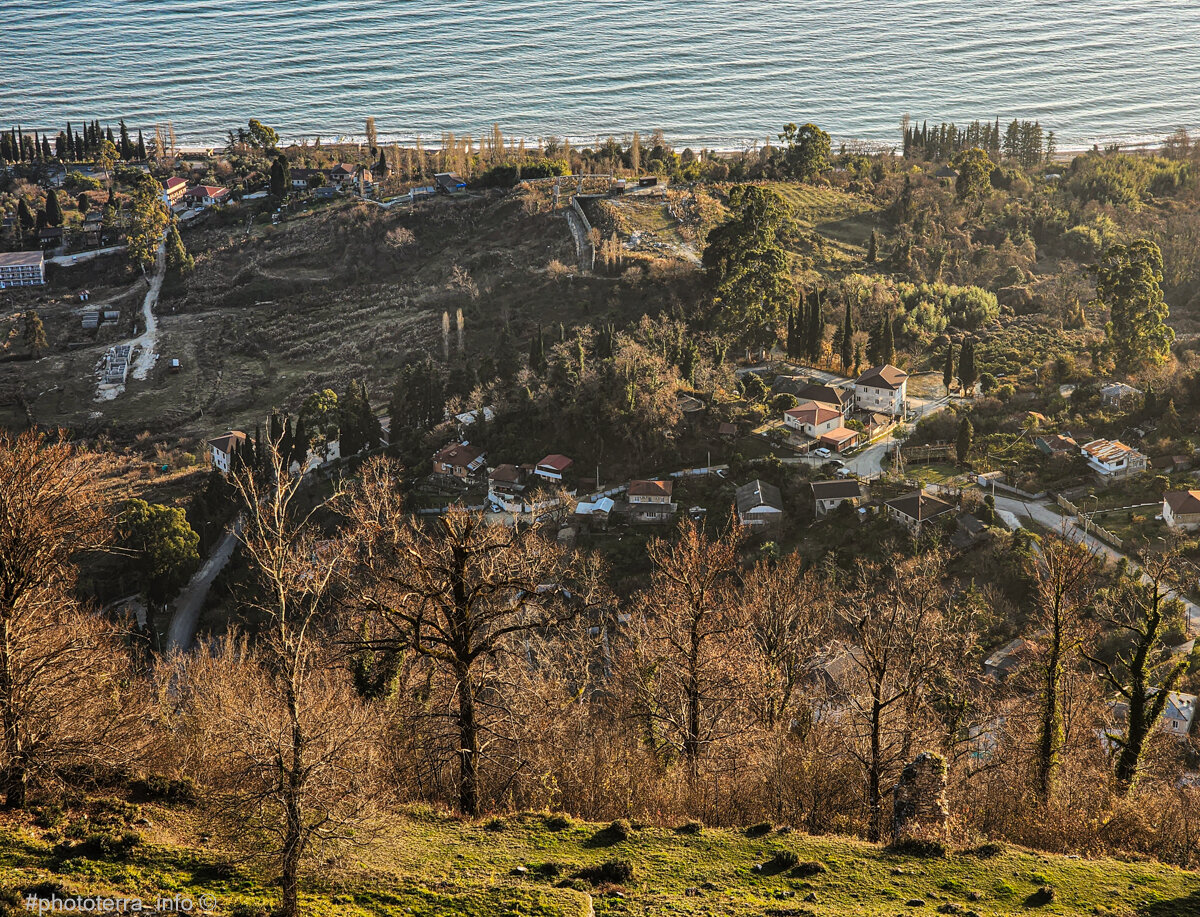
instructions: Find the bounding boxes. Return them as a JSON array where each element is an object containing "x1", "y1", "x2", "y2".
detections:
[{"x1": 160, "y1": 128, "x2": 1188, "y2": 160}]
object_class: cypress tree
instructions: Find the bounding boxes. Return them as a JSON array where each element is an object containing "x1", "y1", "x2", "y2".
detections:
[
  {"x1": 958, "y1": 339, "x2": 977, "y2": 395},
  {"x1": 136, "y1": 130, "x2": 146, "y2": 160},
  {"x1": 44, "y1": 189, "x2": 63, "y2": 227},
  {"x1": 880, "y1": 313, "x2": 895, "y2": 364},
  {"x1": 866, "y1": 230, "x2": 878, "y2": 263},
  {"x1": 839, "y1": 300, "x2": 854, "y2": 372},
  {"x1": 786, "y1": 307, "x2": 797, "y2": 358},
  {"x1": 291, "y1": 415, "x2": 309, "y2": 469},
  {"x1": 956, "y1": 417, "x2": 974, "y2": 464},
  {"x1": 806, "y1": 290, "x2": 822, "y2": 362},
  {"x1": 943, "y1": 343, "x2": 955, "y2": 393},
  {"x1": 119, "y1": 120, "x2": 131, "y2": 159}
]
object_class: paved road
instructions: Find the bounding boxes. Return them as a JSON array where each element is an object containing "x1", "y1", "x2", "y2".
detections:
[
  {"x1": 993, "y1": 493, "x2": 1200, "y2": 633},
  {"x1": 166, "y1": 520, "x2": 242, "y2": 653},
  {"x1": 49, "y1": 245, "x2": 126, "y2": 266}
]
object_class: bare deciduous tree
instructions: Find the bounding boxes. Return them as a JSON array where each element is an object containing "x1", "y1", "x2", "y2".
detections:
[
  {"x1": 175, "y1": 448, "x2": 379, "y2": 917},
  {"x1": 343, "y1": 461, "x2": 595, "y2": 815},
  {"x1": 831, "y1": 552, "x2": 952, "y2": 841},
  {"x1": 0, "y1": 430, "x2": 144, "y2": 808}
]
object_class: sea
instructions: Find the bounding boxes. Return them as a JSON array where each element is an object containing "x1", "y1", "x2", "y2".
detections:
[{"x1": 3, "y1": 0, "x2": 1199, "y2": 151}]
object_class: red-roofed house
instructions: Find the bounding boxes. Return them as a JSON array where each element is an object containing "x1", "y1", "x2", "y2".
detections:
[
  {"x1": 535, "y1": 454, "x2": 573, "y2": 481},
  {"x1": 783, "y1": 400, "x2": 843, "y2": 438},
  {"x1": 433, "y1": 442, "x2": 487, "y2": 480},
  {"x1": 161, "y1": 176, "x2": 188, "y2": 206},
  {"x1": 184, "y1": 185, "x2": 231, "y2": 207},
  {"x1": 627, "y1": 479, "x2": 676, "y2": 523}
]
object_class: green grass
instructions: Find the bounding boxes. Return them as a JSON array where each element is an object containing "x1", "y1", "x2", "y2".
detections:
[{"x1": 3, "y1": 808, "x2": 1199, "y2": 917}]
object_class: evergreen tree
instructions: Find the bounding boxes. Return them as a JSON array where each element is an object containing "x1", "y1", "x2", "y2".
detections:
[
  {"x1": 270, "y1": 155, "x2": 291, "y2": 198},
  {"x1": 880, "y1": 313, "x2": 895, "y2": 364},
  {"x1": 1161, "y1": 398, "x2": 1183, "y2": 440},
  {"x1": 44, "y1": 189, "x2": 63, "y2": 227},
  {"x1": 956, "y1": 417, "x2": 974, "y2": 464},
  {"x1": 165, "y1": 221, "x2": 194, "y2": 276},
  {"x1": 376, "y1": 149, "x2": 388, "y2": 177},
  {"x1": 1096, "y1": 240, "x2": 1174, "y2": 373},
  {"x1": 806, "y1": 290, "x2": 823, "y2": 362},
  {"x1": 866, "y1": 229, "x2": 878, "y2": 263},
  {"x1": 958, "y1": 339, "x2": 978, "y2": 395},
  {"x1": 943, "y1": 343, "x2": 955, "y2": 394},
  {"x1": 16, "y1": 199, "x2": 34, "y2": 235},
  {"x1": 839, "y1": 300, "x2": 854, "y2": 372},
  {"x1": 290, "y1": 415, "x2": 309, "y2": 470},
  {"x1": 136, "y1": 130, "x2": 146, "y2": 160},
  {"x1": 786, "y1": 307, "x2": 797, "y2": 358},
  {"x1": 529, "y1": 326, "x2": 547, "y2": 374},
  {"x1": 119, "y1": 120, "x2": 131, "y2": 159}
]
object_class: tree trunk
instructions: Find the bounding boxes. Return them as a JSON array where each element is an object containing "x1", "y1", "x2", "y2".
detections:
[
  {"x1": 280, "y1": 679, "x2": 305, "y2": 917},
  {"x1": 867, "y1": 693, "x2": 884, "y2": 843},
  {"x1": 1036, "y1": 622, "x2": 1064, "y2": 801},
  {"x1": 457, "y1": 666, "x2": 480, "y2": 816},
  {"x1": 0, "y1": 613, "x2": 26, "y2": 809},
  {"x1": 683, "y1": 619, "x2": 702, "y2": 770}
]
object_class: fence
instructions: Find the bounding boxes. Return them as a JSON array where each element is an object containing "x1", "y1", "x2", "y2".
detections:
[
  {"x1": 1054, "y1": 494, "x2": 1123, "y2": 549},
  {"x1": 901, "y1": 442, "x2": 954, "y2": 462}
]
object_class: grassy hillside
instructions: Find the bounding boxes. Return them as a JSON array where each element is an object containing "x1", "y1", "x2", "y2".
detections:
[{"x1": 3, "y1": 805, "x2": 1198, "y2": 917}]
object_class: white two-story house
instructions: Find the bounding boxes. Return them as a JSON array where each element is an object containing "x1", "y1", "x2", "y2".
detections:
[
  {"x1": 854, "y1": 364, "x2": 908, "y2": 416},
  {"x1": 783, "y1": 400, "x2": 843, "y2": 438}
]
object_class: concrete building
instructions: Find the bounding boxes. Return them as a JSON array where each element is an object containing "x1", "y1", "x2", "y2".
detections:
[
  {"x1": 626, "y1": 479, "x2": 676, "y2": 523},
  {"x1": 0, "y1": 251, "x2": 45, "y2": 287},
  {"x1": 854, "y1": 364, "x2": 908, "y2": 416},
  {"x1": 207, "y1": 431, "x2": 248, "y2": 474},
  {"x1": 1081, "y1": 439, "x2": 1148, "y2": 477},
  {"x1": 1163, "y1": 490, "x2": 1200, "y2": 532},
  {"x1": 811, "y1": 480, "x2": 866, "y2": 517},
  {"x1": 884, "y1": 490, "x2": 955, "y2": 535},
  {"x1": 783, "y1": 400, "x2": 843, "y2": 438},
  {"x1": 735, "y1": 479, "x2": 784, "y2": 535}
]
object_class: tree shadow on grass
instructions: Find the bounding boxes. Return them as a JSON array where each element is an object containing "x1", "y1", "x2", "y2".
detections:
[{"x1": 1141, "y1": 890, "x2": 1200, "y2": 917}]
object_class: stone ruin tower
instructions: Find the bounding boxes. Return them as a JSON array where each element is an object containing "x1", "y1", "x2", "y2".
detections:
[{"x1": 892, "y1": 751, "x2": 949, "y2": 844}]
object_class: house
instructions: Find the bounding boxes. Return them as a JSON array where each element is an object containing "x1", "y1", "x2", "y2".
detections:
[
  {"x1": 1035, "y1": 433, "x2": 1078, "y2": 456},
  {"x1": 854, "y1": 364, "x2": 908, "y2": 416},
  {"x1": 328, "y1": 163, "x2": 362, "y2": 186},
  {"x1": 488, "y1": 463, "x2": 527, "y2": 496},
  {"x1": 783, "y1": 400, "x2": 843, "y2": 438},
  {"x1": 1152, "y1": 454, "x2": 1192, "y2": 474},
  {"x1": 574, "y1": 496, "x2": 615, "y2": 530},
  {"x1": 184, "y1": 185, "x2": 231, "y2": 207},
  {"x1": 1162, "y1": 692, "x2": 1198, "y2": 737},
  {"x1": 207, "y1": 431, "x2": 248, "y2": 474},
  {"x1": 432, "y1": 442, "x2": 486, "y2": 480},
  {"x1": 161, "y1": 176, "x2": 188, "y2": 206},
  {"x1": 810, "y1": 479, "x2": 865, "y2": 517},
  {"x1": 435, "y1": 172, "x2": 467, "y2": 194},
  {"x1": 951, "y1": 513, "x2": 991, "y2": 551},
  {"x1": 38, "y1": 226, "x2": 63, "y2": 249},
  {"x1": 535, "y1": 454, "x2": 573, "y2": 481},
  {"x1": 819, "y1": 426, "x2": 861, "y2": 453},
  {"x1": 718, "y1": 422, "x2": 738, "y2": 438},
  {"x1": 1081, "y1": 439, "x2": 1148, "y2": 477},
  {"x1": 290, "y1": 167, "x2": 325, "y2": 189},
  {"x1": 1163, "y1": 490, "x2": 1200, "y2": 532},
  {"x1": 884, "y1": 490, "x2": 956, "y2": 535},
  {"x1": 1111, "y1": 691, "x2": 1197, "y2": 739},
  {"x1": 676, "y1": 392, "x2": 705, "y2": 416},
  {"x1": 0, "y1": 251, "x2": 45, "y2": 288},
  {"x1": 1100, "y1": 381, "x2": 1142, "y2": 409},
  {"x1": 773, "y1": 379, "x2": 853, "y2": 418},
  {"x1": 983, "y1": 636, "x2": 1037, "y2": 681},
  {"x1": 627, "y1": 479, "x2": 676, "y2": 523},
  {"x1": 735, "y1": 479, "x2": 784, "y2": 535},
  {"x1": 82, "y1": 210, "x2": 104, "y2": 244}
]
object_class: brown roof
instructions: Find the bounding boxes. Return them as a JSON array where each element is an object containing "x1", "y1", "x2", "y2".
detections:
[
  {"x1": 885, "y1": 490, "x2": 955, "y2": 522},
  {"x1": 0, "y1": 251, "x2": 44, "y2": 268},
  {"x1": 856, "y1": 364, "x2": 908, "y2": 391},
  {"x1": 628, "y1": 479, "x2": 673, "y2": 498},
  {"x1": 537, "y1": 454, "x2": 573, "y2": 472},
  {"x1": 1165, "y1": 491, "x2": 1200, "y2": 516},
  {"x1": 811, "y1": 480, "x2": 863, "y2": 501},
  {"x1": 1040, "y1": 434, "x2": 1077, "y2": 452},
  {"x1": 434, "y1": 442, "x2": 485, "y2": 468},
  {"x1": 187, "y1": 184, "x2": 229, "y2": 198},
  {"x1": 792, "y1": 382, "x2": 849, "y2": 406},
  {"x1": 820, "y1": 426, "x2": 859, "y2": 446},
  {"x1": 786, "y1": 401, "x2": 842, "y2": 426},
  {"x1": 718, "y1": 422, "x2": 738, "y2": 436},
  {"x1": 489, "y1": 463, "x2": 521, "y2": 484},
  {"x1": 207, "y1": 430, "x2": 247, "y2": 455}
]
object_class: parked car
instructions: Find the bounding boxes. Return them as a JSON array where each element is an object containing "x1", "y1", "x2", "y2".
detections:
[{"x1": 813, "y1": 447, "x2": 831, "y2": 458}]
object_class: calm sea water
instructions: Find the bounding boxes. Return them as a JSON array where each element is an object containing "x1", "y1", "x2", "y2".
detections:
[{"x1": 3, "y1": 0, "x2": 1199, "y2": 150}]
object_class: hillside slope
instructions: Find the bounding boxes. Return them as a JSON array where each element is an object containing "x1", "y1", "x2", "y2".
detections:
[{"x1": 2, "y1": 807, "x2": 1197, "y2": 917}]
